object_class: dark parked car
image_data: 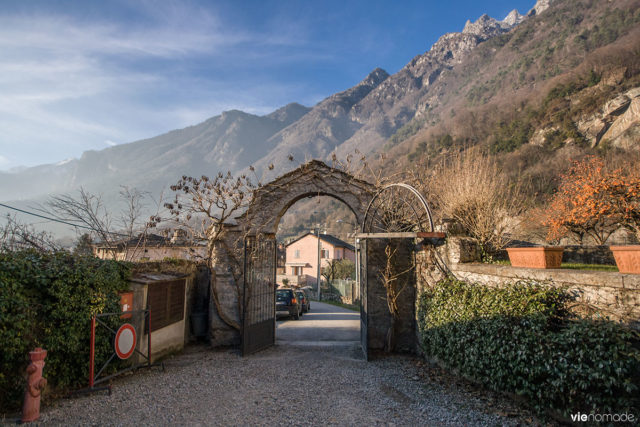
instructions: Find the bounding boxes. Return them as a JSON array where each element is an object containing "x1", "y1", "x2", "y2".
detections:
[
  {"x1": 276, "y1": 288, "x2": 302, "y2": 319},
  {"x1": 295, "y1": 289, "x2": 311, "y2": 313}
]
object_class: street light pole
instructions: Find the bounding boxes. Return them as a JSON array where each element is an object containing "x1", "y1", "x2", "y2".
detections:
[
  {"x1": 336, "y1": 219, "x2": 359, "y2": 302},
  {"x1": 316, "y1": 225, "x2": 322, "y2": 301}
]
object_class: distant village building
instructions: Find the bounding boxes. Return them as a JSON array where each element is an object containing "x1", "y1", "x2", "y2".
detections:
[
  {"x1": 93, "y1": 230, "x2": 207, "y2": 262},
  {"x1": 279, "y1": 232, "x2": 355, "y2": 286}
]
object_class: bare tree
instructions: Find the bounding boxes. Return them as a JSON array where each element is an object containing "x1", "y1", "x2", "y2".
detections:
[
  {"x1": 41, "y1": 186, "x2": 156, "y2": 261},
  {"x1": 119, "y1": 186, "x2": 149, "y2": 238},
  {"x1": 0, "y1": 215, "x2": 60, "y2": 253},
  {"x1": 45, "y1": 188, "x2": 113, "y2": 245},
  {"x1": 151, "y1": 171, "x2": 256, "y2": 331}
]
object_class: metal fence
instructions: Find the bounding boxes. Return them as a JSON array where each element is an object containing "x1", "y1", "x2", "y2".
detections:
[{"x1": 322, "y1": 279, "x2": 358, "y2": 303}]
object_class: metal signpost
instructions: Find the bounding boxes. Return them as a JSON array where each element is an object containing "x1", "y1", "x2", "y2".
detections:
[{"x1": 72, "y1": 308, "x2": 162, "y2": 396}]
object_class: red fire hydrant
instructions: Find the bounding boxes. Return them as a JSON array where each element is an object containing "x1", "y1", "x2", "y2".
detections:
[{"x1": 22, "y1": 347, "x2": 47, "y2": 423}]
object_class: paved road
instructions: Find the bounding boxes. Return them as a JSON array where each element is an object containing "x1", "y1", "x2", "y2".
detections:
[{"x1": 276, "y1": 301, "x2": 360, "y2": 346}]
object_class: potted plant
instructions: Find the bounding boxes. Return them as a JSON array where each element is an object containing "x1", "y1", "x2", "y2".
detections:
[
  {"x1": 607, "y1": 165, "x2": 640, "y2": 274},
  {"x1": 506, "y1": 246, "x2": 564, "y2": 269}
]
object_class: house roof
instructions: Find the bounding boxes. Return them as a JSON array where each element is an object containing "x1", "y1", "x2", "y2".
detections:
[
  {"x1": 94, "y1": 232, "x2": 206, "y2": 249},
  {"x1": 286, "y1": 232, "x2": 355, "y2": 251},
  {"x1": 285, "y1": 262, "x2": 312, "y2": 267}
]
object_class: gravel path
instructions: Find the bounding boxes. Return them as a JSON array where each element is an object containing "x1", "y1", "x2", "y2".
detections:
[{"x1": 39, "y1": 342, "x2": 531, "y2": 426}]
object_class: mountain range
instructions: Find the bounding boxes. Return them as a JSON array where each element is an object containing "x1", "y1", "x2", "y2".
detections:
[{"x1": 2, "y1": 0, "x2": 639, "y2": 231}]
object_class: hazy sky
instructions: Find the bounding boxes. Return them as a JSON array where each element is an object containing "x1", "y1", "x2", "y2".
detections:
[{"x1": 0, "y1": 0, "x2": 535, "y2": 171}]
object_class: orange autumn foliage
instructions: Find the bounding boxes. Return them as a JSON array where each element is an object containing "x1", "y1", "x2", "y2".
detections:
[{"x1": 544, "y1": 156, "x2": 640, "y2": 244}]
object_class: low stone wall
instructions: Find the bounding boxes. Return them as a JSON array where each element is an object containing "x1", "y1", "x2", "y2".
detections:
[
  {"x1": 451, "y1": 263, "x2": 640, "y2": 328},
  {"x1": 421, "y1": 238, "x2": 640, "y2": 329}
]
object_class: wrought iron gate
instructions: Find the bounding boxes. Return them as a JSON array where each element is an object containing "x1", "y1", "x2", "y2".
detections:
[
  {"x1": 241, "y1": 234, "x2": 276, "y2": 355},
  {"x1": 357, "y1": 183, "x2": 443, "y2": 358}
]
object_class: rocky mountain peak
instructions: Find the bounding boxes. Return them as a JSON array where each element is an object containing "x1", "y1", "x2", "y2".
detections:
[
  {"x1": 462, "y1": 12, "x2": 518, "y2": 41},
  {"x1": 358, "y1": 68, "x2": 390, "y2": 89},
  {"x1": 528, "y1": 0, "x2": 553, "y2": 17},
  {"x1": 503, "y1": 9, "x2": 525, "y2": 26},
  {"x1": 265, "y1": 102, "x2": 311, "y2": 125}
]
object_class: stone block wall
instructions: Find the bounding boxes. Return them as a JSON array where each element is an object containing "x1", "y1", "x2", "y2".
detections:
[
  {"x1": 450, "y1": 264, "x2": 640, "y2": 328},
  {"x1": 208, "y1": 238, "x2": 243, "y2": 347},
  {"x1": 415, "y1": 238, "x2": 640, "y2": 330}
]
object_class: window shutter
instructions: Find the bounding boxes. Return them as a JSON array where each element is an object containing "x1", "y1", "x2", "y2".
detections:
[{"x1": 147, "y1": 279, "x2": 185, "y2": 332}]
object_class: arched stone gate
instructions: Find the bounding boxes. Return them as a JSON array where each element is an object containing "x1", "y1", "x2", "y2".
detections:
[{"x1": 210, "y1": 160, "x2": 439, "y2": 358}]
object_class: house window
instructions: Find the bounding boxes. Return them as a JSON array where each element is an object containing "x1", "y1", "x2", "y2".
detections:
[
  {"x1": 336, "y1": 248, "x2": 342, "y2": 259},
  {"x1": 321, "y1": 249, "x2": 330, "y2": 258},
  {"x1": 292, "y1": 266, "x2": 303, "y2": 276},
  {"x1": 294, "y1": 249, "x2": 300, "y2": 259}
]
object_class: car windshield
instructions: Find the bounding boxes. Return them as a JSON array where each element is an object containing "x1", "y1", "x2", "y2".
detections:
[{"x1": 276, "y1": 290, "x2": 291, "y2": 300}]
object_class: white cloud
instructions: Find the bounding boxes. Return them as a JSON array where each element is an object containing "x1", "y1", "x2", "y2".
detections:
[
  {"x1": 0, "y1": 3, "x2": 324, "y2": 170},
  {"x1": 104, "y1": 140, "x2": 118, "y2": 147}
]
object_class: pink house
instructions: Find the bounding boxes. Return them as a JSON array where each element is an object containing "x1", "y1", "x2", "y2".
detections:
[{"x1": 282, "y1": 232, "x2": 356, "y2": 286}]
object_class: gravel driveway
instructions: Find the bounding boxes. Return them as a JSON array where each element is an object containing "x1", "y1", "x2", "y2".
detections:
[{"x1": 39, "y1": 342, "x2": 533, "y2": 426}]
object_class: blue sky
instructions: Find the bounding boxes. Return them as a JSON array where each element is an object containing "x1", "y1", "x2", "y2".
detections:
[{"x1": 0, "y1": 0, "x2": 535, "y2": 171}]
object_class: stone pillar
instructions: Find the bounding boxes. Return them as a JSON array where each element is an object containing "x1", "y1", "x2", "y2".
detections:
[
  {"x1": 209, "y1": 235, "x2": 243, "y2": 346},
  {"x1": 365, "y1": 239, "x2": 417, "y2": 353}
]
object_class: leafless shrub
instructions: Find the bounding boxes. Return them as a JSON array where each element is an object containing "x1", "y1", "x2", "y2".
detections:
[
  {"x1": 420, "y1": 149, "x2": 525, "y2": 254},
  {"x1": 40, "y1": 186, "x2": 157, "y2": 261},
  {"x1": 0, "y1": 215, "x2": 60, "y2": 253}
]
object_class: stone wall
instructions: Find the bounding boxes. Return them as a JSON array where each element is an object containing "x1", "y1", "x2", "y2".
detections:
[
  {"x1": 416, "y1": 238, "x2": 640, "y2": 330},
  {"x1": 452, "y1": 263, "x2": 640, "y2": 328}
]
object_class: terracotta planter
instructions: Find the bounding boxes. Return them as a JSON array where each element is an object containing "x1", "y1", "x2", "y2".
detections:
[
  {"x1": 610, "y1": 245, "x2": 640, "y2": 274},
  {"x1": 506, "y1": 246, "x2": 564, "y2": 269}
]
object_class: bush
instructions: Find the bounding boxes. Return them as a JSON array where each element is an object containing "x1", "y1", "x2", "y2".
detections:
[
  {"x1": 0, "y1": 250, "x2": 130, "y2": 412},
  {"x1": 417, "y1": 278, "x2": 640, "y2": 418},
  {"x1": 424, "y1": 149, "x2": 524, "y2": 255}
]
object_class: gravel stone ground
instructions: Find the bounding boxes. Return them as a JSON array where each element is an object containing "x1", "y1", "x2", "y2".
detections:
[{"x1": 38, "y1": 343, "x2": 535, "y2": 426}]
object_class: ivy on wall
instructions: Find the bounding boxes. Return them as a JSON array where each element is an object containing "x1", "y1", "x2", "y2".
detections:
[{"x1": 417, "y1": 278, "x2": 640, "y2": 419}]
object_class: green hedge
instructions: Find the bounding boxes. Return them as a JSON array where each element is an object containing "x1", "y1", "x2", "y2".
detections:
[
  {"x1": 417, "y1": 278, "x2": 640, "y2": 418},
  {"x1": 0, "y1": 250, "x2": 130, "y2": 412}
]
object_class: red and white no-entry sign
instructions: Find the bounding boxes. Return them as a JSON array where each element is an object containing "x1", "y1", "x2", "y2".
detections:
[{"x1": 114, "y1": 323, "x2": 136, "y2": 360}]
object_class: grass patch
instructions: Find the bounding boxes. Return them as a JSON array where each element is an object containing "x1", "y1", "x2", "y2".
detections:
[
  {"x1": 561, "y1": 263, "x2": 618, "y2": 271},
  {"x1": 484, "y1": 260, "x2": 618, "y2": 271}
]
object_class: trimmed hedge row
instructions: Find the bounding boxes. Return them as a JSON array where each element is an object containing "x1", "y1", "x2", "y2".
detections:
[
  {"x1": 417, "y1": 278, "x2": 640, "y2": 418},
  {"x1": 0, "y1": 250, "x2": 130, "y2": 412}
]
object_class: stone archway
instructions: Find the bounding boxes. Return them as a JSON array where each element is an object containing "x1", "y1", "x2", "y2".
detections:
[
  {"x1": 236, "y1": 161, "x2": 376, "y2": 356},
  {"x1": 237, "y1": 160, "x2": 376, "y2": 235},
  {"x1": 208, "y1": 160, "x2": 430, "y2": 358}
]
